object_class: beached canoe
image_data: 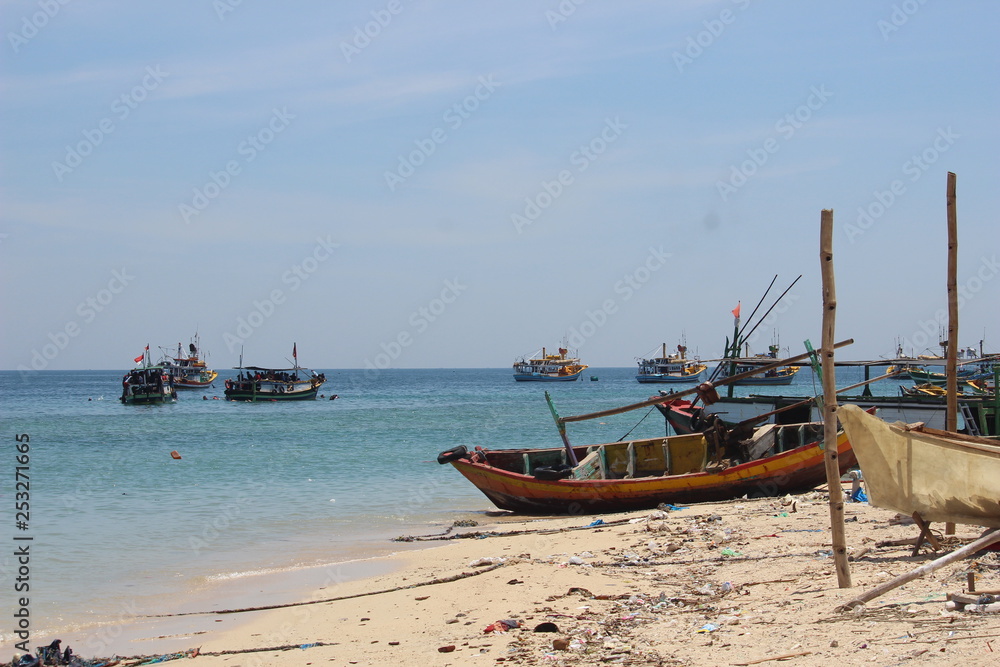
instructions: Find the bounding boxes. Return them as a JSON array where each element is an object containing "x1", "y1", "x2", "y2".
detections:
[
  {"x1": 438, "y1": 420, "x2": 856, "y2": 514},
  {"x1": 838, "y1": 404, "x2": 1000, "y2": 528}
]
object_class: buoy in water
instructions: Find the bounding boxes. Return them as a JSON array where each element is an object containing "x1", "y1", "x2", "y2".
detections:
[{"x1": 170, "y1": 450, "x2": 182, "y2": 460}]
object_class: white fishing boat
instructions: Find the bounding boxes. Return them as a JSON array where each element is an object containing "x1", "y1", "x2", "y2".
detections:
[{"x1": 838, "y1": 404, "x2": 1000, "y2": 528}]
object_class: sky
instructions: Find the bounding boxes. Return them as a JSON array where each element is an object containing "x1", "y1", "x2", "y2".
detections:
[{"x1": 2, "y1": 0, "x2": 998, "y2": 372}]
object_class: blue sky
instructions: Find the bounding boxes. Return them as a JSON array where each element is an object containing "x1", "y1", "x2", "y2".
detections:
[{"x1": 2, "y1": 0, "x2": 998, "y2": 372}]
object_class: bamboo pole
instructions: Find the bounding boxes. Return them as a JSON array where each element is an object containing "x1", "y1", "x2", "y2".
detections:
[
  {"x1": 837, "y1": 529, "x2": 1000, "y2": 611},
  {"x1": 946, "y1": 172, "x2": 958, "y2": 535},
  {"x1": 559, "y1": 339, "x2": 854, "y2": 423},
  {"x1": 946, "y1": 172, "x2": 958, "y2": 431},
  {"x1": 820, "y1": 209, "x2": 851, "y2": 588}
]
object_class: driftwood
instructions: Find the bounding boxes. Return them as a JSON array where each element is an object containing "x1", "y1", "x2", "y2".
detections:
[{"x1": 837, "y1": 528, "x2": 1000, "y2": 612}]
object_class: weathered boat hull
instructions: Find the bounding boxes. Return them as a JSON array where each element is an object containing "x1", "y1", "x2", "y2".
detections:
[
  {"x1": 445, "y1": 430, "x2": 855, "y2": 514},
  {"x1": 838, "y1": 404, "x2": 1000, "y2": 528},
  {"x1": 121, "y1": 390, "x2": 176, "y2": 405},
  {"x1": 224, "y1": 385, "x2": 320, "y2": 401},
  {"x1": 513, "y1": 371, "x2": 584, "y2": 382},
  {"x1": 635, "y1": 369, "x2": 706, "y2": 383}
]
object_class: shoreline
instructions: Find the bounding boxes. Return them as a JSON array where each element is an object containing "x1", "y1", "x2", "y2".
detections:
[{"x1": 11, "y1": 491, "x2": 999, "y2": 666}]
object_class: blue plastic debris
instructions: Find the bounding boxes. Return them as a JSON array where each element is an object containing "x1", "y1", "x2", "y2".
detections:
[{"x1": 586, "y1": 519, "x2": 605, "y2": 527}]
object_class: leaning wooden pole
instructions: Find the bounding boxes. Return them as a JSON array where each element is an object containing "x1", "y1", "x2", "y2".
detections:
[
  {"x1": 945, "y1": 172, "x2": 958, "y2": 535},
  {"x1": 838, "y1": 528, "x2": 1000, "y2": 611},
  {"x1": 820, "y1": 209, "x2": 852, "y2": 588}
]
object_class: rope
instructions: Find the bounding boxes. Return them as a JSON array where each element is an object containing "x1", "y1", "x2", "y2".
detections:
[{"x1": 142, "y1": 562, "x2": 507, "y2": 618}]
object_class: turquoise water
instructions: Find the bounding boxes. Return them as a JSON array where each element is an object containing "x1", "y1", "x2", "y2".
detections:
[{"x1": 0, "y1": 365, "x2": 890, "y2": 645}]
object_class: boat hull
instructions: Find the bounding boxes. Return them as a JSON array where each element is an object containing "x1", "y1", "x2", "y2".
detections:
[
  {"x1": 838, "y1": 404, "x2": 1000, "y2": 528},
  {"x1": 446, "y1": 431, "x2": 855, "y2": 515},
  {"x1": 121, "y1": 391, "x2": 176, "y2": 405},
  {"x1": 513, "y1": 371, "x2": 584, "y2": 382},
  {"x1": 224, "y1": 386, "x2": 320, "y2": 401},
  {"x1": 636, "y1": 369, "x2": 706, "y2": 383}
]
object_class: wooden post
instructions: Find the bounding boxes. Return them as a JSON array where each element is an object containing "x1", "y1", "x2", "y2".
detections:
[
  {"x1": 820, "y1": 209, "x2": 851, "y2": 588},
  {"x1": 945, "y1": 172, "x2": 958, "y2": 535},
  {"x1": 838, "y1": 529, "x2": 1000, "y2": 611}
]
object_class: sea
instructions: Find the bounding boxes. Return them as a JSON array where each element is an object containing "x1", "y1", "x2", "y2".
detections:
[{"x1": 0, "y1": 365, "x2": 899, "y2": 655}]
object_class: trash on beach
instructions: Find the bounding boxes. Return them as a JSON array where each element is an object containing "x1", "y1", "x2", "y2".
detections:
[
  {"x1": 696, "y1": 623, "x2": 718, "y2": 633},
  {"x1": 484, "y1": 619, "x2": 522, "y2": 633},
  {"x1": 533, "y1": 622, "x2": 560, "y2": 633},
  {"x1": 469, "y1": 556, "x2": 505, "y2": 567},
  {"x1": 586, "y1": 518, "x2": 604, "y2": 527}
]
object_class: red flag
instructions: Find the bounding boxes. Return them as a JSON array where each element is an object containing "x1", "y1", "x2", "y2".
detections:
[
  {"x1": 134, "y1": 345, "x2": 148, "y2": 364},
  {"x1": 731, "y1": 302, "x2": 741, "y2": 319},
  {"x1": 292, "y1": 343, "x2": 297, "y2": 359}
]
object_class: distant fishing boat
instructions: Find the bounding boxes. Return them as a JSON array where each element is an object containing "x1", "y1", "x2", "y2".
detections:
[
  {"x1": 224, "y1": 344, "x2": 326, "y2": 401},
  {"x1": 121, "y1": 346, "x2": 176, "y2": 404},
  {"x1": 512, "y1": 347, "x2": 587, "y2": 382},
  {"x1": 162, "y1": 334, "x2": 218, "y2": 389},
  {"x1": 636, "y1": 342, "x2": 707, "y2": 383},
  {"x1": 715, "y1": 355, "x2": 800, "y2": 386}
]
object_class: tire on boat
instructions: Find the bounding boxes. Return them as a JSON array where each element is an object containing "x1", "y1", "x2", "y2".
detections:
[
  {"x1": 437, "y1": 445, "x2": 469, "y2": 464},
  {"x1": 532, "y1": 464, "x2": 573, "y2": 481}
]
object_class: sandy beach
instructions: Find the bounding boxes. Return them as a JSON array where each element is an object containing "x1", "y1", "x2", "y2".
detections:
[{"x1": 24, "y1": 485, "x2": 1000, "y2": 667}]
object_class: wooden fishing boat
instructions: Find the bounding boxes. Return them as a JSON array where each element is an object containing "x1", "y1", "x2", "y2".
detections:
[
  {"x1": 162, "y1": 334, "x2": 218, "y2": 389},
  {"x1": 512, "y1": 347, "x2": 587, "y2": 382},
  {"x1": 224, "y1": 344, "x2": 325, "y2": 401},
  {"x1": 120, "y1": 366, "x2": 177, "y2": 405},
  {"x1": 636, "y1": 342, "x2": 707, "y2": 383},
  {"x1": 438, "y1": 421, "x2": 855, "y2": 514},
  {"x1": 838, "y1": 404, "x2": 1000, "y2": 528},
  {"x1": 717, "y1": 360, "x2": 799, "y2": 385}
]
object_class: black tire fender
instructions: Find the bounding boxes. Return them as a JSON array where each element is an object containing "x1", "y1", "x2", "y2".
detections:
[{"x1": 437, "y1": 445, "x2": 469, "y2": 464}]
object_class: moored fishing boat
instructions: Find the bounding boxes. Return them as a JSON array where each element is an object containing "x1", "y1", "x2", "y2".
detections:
[
  {"x1": 121, "y1": 346, "x2": 177, "y2": 404},
  {"x1": 715, "y1": 356, "x2": 800, "y2": 385},
  {"x1": 224, "y1": 344, "x2": 325, "y2": 401},
  {"x1": 838, "y1": 404, "x2": 1000, "y2": 528},
  {"x1": 512, "y1": 347, "x2": 587, "y2": 382},
  {"x1": 636, "y1": 342, "x2": 707, "y2": 383},
  {"x1": 162, "y1": 334, "x2": 218, "y2": 389},
  {"x1": 437, "y1": 419, "x2": 855, "y2": 514}
]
